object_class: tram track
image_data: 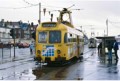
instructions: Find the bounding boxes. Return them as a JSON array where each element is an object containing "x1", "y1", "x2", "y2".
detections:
[
  {"x1": 34, "y1": 49, "x2": 95, "y2": 80},
  {"x1": 83, "y1": 48, "x2": 96, "y2": 61}
]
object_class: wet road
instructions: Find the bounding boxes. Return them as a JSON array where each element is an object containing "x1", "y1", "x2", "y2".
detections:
[{"x1": 1, "y1": 44, "x2": 120, "y2": 80}]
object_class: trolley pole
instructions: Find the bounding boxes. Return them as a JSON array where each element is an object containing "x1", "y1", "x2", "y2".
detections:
[{"x1": 39, "y1": 3, "x2": 41, "y2": 24}]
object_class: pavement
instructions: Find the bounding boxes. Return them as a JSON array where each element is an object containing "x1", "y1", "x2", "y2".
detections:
[
  {"x1": 79, "y1": 45, "x2": 120, "y2": 80},
  {"x1": 0, "y1": 47, "x2": 35, "y2": 64}
]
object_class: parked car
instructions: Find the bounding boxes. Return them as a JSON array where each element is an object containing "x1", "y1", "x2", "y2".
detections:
[{"x1": 17, "y1": 42, "x2": 29, "y2": 48}]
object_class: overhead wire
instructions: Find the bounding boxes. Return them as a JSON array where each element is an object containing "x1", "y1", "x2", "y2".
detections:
[
  {"x1": 0, "y1": 4, "x2": 38, "y2": 10},
  {"x1": 0, "y1": 0, "x2": 80, "y2": 13},
  {"x1": 0, "y1": 0, "x2": 83, "y2": 23},
  {"x1": 23, "y1": 0, "x2": 38, "y2": 5},
  {"x1": 108, "y1": 20, "x2": 120, "y2": 28},
  {"x1": 22, "y1": 0, "x2": 63, "y2": 9}
]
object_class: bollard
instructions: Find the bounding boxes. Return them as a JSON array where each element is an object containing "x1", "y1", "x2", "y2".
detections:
[
  {"x1": 2, "y1": 77, "x2": 3, "y2": 80},
  {"x1": 20, "y1": 73, "x2": 22, "y2": 76},
  {"x1": 14, "y1": 72, "x2": 15, "y2": 77},
  {"x1": 19, "y1": 76, "x2": 21, "y2": 79},
  {"x1": 10, "y1": 45, "x2": 11, "y2": 58},
  {"x1": 19, "y1": 73, "x2": 22, "y2": 79},
  {"x1": 2, "y1": 47, "x2": 3, "y2": 59}
]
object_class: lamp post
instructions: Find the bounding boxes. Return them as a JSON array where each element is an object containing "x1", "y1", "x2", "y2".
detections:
[{"x1": 106, "y1": 19, "x2": 108, "y2": 36}]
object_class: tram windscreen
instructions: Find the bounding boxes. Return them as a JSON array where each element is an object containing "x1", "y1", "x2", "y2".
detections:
[
  {"x1": 38, "y1": 32, "x2": 47, "y2": 43},
  {"x1": 49, "y1": 31, "x2": 61, "y2": 43},
  {"x1": 89, "y1": 38, "x2": 95, "y2": 43}
]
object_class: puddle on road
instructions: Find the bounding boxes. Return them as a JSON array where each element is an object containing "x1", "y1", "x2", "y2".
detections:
[{"x1": 32, "y1": 64, "x2": 70, "y2": 80}]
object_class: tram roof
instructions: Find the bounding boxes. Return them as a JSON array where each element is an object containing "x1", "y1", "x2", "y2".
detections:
[
  {"x1": 64, "y1": 24, "x2": 84, "y2": 37},
  {"x1": 37, "y1": 22, "x2": 84, "y2": 37}
]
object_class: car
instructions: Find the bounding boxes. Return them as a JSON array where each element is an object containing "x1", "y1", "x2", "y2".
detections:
[{"x1": 17, "y1": 42, "x2": 29, "y2": 48}]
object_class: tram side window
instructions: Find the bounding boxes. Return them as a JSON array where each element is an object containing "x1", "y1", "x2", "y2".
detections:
[
  {"x1": 49, "y1": 31, "x2": 61, "y2": 43},
  {"x1": 64, "y1": 33, "x2": 77, "y2": 43},
  {"x1": 64, "y1": 33, "x2": 67, "y2": 43},
  {"x1": 68, "y1": 33, "x2": 72, "y2": 42},
  {"x1": 73, "y1": 34, "x2": 77, "y2": 42},
  {"x1": 38, "y1": 32, "x2": 47, "y2": 43}
]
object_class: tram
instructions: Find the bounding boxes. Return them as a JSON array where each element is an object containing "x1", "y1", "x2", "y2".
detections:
[
  {"x1": 88, "y1": 38, "x2": 97, "y2": 48},
  {"x1": 34, "y1": 8, "x2": 84, "y2": 64}
]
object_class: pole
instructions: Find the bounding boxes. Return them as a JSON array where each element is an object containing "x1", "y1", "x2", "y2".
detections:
[
  {"x1": 10, "y1": 45, "x2": 11, "y2": 58},
  {"x1": 39, "y1": 3, "x2": 41, "y2": 24},
  {"x1": 106, "y1": 19, "x2": 108, "y2": 36},
  {"x1": 13, "y1": 26, "x2": 15, "y2": 58}
]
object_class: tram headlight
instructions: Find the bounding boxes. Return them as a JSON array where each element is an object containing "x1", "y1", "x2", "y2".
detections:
[
  {"x1": 37, "y1": 50, "x2": 41, "y2": 54},
  {"x1": 57, "y1": 50, "x2": 61, "y2": 54}
]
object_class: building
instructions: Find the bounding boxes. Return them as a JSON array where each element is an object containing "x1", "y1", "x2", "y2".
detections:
[{"x1": 0, "y1": 19, "x2": 37, "y2": 44}]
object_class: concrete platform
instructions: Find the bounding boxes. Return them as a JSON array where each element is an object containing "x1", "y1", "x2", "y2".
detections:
[{"x1": 81, "y1": 48, "x2": 120, "y2": 80}]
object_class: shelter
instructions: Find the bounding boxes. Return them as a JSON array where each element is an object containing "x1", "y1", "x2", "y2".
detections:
[{"x1": 96, "y1": 36, "x2": 115, "y2": 61}]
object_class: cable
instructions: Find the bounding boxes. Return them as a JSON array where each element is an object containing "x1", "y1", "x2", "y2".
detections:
[
  {"x1": 0, "y1": 7, "x2": 15, "y2": 9},
  {"x1": 109, "y1": 22, "x2": 120, "y2": 28},
  {"x1": 23, "y1": 0, "x2": 38, "y2": 5},
  {"x1": 0, "y1": 4, "x2": 38, "y2": 10},
  {"x1": 108, "y1": 20, "x2": 120, "y2": 28},
  {"x1": 67, "y1": 4, "x2": 75, "y2": 9},
  {"x1": 108, "y1": 20, "x2": 120, "y2": 24},
  {"x1": 13, "y1": 4, "x2": 38, "y2": 9},
  {"x1": 22, "y1": 0, "x2": 63, "y2": 9}
]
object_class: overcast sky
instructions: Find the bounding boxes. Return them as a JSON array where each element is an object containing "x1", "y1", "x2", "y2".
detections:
[{"x1": 0, "y1": 0, "x2": 120, "y2": 37}]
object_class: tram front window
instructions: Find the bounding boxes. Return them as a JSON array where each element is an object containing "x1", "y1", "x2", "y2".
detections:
[
  {"x1": 38, "y1": 32, "x2": 47, "y2": 43},
  {"x1": 49, "y1": 31, "x2": 61, "y2": 43}
]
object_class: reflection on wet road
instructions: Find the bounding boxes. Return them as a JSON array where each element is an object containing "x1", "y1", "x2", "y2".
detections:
[
  {"x1": 32, "y1": 45, "x2": 120, "y2": 80},
  {"x1": 1, "y1": 45, "x2": 120, "y2": 80}
]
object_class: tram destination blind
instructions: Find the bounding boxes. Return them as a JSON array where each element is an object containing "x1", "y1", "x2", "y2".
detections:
[{"x1": 42, "y1": 23, "x2": 57, "y2": 27}]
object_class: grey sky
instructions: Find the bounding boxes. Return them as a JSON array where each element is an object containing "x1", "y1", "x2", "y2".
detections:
[{"x1": 0, "y1": 0, "x2": 120, "y2": 37}]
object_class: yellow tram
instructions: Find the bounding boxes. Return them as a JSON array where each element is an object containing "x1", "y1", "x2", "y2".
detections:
[{"x1": 34, "y1": 8, "x2": 84, "y2": 64}]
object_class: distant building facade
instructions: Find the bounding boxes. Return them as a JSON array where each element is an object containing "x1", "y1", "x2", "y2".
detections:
[{"x1": 0, "y1": 19, "x2": 37, "y2": 43}]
